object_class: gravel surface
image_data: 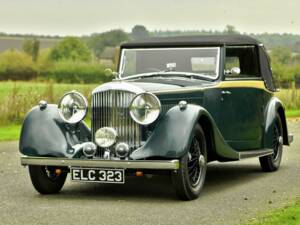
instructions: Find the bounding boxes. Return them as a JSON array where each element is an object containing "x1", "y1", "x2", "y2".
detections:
[{"x1": 0, "y1": 121, "x2": 299, "y2": 225}]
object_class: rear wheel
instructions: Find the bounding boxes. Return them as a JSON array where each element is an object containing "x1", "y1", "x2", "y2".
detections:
[
  {"x1": 28, "y1": 165, "x2": 67, "y2": 194},
  {"x1": 259, "y1": 113, "x2": 283, "y2": 172},
  {"x1": 172, "y1": 124, "x2": 207, "y2": 201}
]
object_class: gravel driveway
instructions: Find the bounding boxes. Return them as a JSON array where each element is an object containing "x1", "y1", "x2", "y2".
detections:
[{"x1": 0, "y1": 121, "x2": 299, "y2": 225}]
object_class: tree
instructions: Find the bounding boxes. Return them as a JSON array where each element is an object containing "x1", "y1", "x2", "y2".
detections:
[
  {"x1": 49, "y1": 37, "x2": 91, "y2": 62},
  {"x1": 131, "y1": 25, "x2": 149, "y2": 40},
  {"x1": 87, "y1": 29, "x2": 129, "y2": 58},
  {"x1": 223, "y1": 25, "x2": 239, "y2": 34},
  {"x1": 22, "y1": 38, "x2": 40, "y2": 62}
]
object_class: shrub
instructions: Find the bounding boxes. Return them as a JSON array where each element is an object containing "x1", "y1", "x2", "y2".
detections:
[
  {"x1": 43, "y1": 60, "x2": 113, "y2": 83},
  {"x1": 49, "y1": 37, "x2": 92, "y2": 62},
  {"x1": 0, "y1": 50, "x2": 37, "y2": 80}
]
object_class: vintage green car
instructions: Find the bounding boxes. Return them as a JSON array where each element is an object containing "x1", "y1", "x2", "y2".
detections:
[{"x1": 20, "y1": 35, "x2": 293, "y2": 200}]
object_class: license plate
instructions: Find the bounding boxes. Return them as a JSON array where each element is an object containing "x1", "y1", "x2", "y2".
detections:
[{"x1": 71, "y1": 168, "x2": 125, "y2": 184}]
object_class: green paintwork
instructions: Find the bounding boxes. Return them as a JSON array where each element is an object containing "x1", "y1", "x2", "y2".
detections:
[
  {"x1": 264, "y1": 97, "x2": 289, "y2": 148},
  {"x1": 130, "y1": 104, "x2": 240, "y2": 160},
  {"x1": 19, "y1": 44, "x2": 290, "y2": 162},
  {"x1": 141, "y1": 80, "x2": 289, "y2": 160},
  {"x1": 19, "y1": 105, "x2": 91, "y2": 157}
]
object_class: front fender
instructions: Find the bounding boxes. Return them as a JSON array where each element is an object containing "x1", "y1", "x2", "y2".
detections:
[
  {"x1": 19, "y1": 104, "x2": 91, "y2": 157},
  {"x1": 130, "y1": 104, "x2": 240, "y2": 160},
  {"x1": 264, "y1": 97, "x2": 289, "y2": 148}
]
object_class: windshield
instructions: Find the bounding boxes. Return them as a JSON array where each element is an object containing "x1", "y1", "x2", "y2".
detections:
[{"x1": 119, "y1": 47, "x2": 220, "y2": 80}]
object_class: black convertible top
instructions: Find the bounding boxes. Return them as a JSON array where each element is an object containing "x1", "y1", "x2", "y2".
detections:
[{"x1": 121, "y1": 35, "x2": 262, "y2": 48}]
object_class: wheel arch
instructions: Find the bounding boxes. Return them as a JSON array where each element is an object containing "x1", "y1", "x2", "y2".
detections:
[
  {"x1": 197, "y1": 115, "x2": 216, "y2": 162},
  {"x1": 264, "y1": 97, "x2": 290, "y2": 148},
  {"x1": 277, "y1": 106, "x2": 289, "y2": 145}
]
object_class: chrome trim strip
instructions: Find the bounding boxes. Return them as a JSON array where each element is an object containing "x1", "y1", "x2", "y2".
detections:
[
  {"x1": 92, "y1": 81, "x2": 144, "y2": 95},
  {"x1": 20, "y1": 156, "x2": 180, "y2": 170},
  {"x1": 238, "y1": 149, "x2": 274, "y2": 160}
]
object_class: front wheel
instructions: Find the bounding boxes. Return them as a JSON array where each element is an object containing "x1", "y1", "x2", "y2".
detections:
[
  {"x1": 172, "y1": 124, "x2": 207, "y2": 201},
  {"x1": 259, "y1": 113, "x2": 283, "y2": 172},
  {"x1": 28, "y1": 165, "x2": 67, "y2": 194}
]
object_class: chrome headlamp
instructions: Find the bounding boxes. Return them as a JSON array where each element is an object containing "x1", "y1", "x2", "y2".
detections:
[
  {"x1": 129, "y1": 92, "x2": 161, "y2": 125},
  {"x1": 58, "y1": 91, "x2": 88, "y2": 124}
]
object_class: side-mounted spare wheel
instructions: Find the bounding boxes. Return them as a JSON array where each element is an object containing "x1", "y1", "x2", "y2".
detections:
[
  {"x1": 172, "y1": 124, "x2": 207, "y2": 200},
  {"x1": 259, "y1": 113, "x2": 283, "y2": 172},
  {"x1": 28, "y1": 165, "x2": 67, "y2": 194}
]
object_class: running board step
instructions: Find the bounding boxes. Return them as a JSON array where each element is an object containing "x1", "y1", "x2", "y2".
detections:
[{"x1": 238, "y1": 149, "x2": 274, "y2": 160}]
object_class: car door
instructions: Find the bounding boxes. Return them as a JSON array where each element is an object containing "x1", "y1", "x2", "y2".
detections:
[{"x1": 217, "y1": 46, "x2": 264, "y2": 151}]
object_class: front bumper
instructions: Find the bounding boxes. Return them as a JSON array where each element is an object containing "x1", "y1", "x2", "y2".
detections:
[{"x1": 20, "y1": 156, "x2": 180, "y2": 170}]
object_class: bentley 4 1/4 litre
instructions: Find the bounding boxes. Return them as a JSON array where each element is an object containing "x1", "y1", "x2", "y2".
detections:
[{"x1": 20, "y1": 35, "x2": 293, "y2": 200}]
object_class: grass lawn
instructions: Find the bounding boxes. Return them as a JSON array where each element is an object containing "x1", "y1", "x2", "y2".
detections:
[
  {"x1": 0, "y1": 124, "x2": 20, "y2": 141},
  {"x1": 245, "y1": 200, "x2": 300, "y2": 225},
  {"x1": 0, "y1": 118, "x2": 91, "y2": 142},
  {"x1": 0, "y1": 81, "x2": 98, "y2": 102},
  {"x1": 286, "y1": 109, "x2": 300, "y2": 118}
]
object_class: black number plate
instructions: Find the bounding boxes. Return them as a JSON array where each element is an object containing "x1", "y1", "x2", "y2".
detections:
[{"x1": 71, "y1": 168, "x2": 125, "y2": 184}]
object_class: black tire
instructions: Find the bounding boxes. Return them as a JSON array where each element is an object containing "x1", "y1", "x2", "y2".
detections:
[
  {"x1": 172, "y1": 124, "x2": 207, "y2": 201},
  {"x1": 259, "y1": 113, "x2": 283, "y2": 172},
  {"x1": 28, "y1": 165, "x2": 67, "y2": 194}
]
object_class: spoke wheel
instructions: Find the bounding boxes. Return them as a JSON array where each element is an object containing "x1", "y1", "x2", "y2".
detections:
[
  {"x1": 29, "y1": 165, "x2": 67, "y2": 194},
  {"x1": 172, "y1": 124, "x2": 207, "y2": 201},
  {"x1": 259, "y1": 113, "x2": 283, "y2": 172},
  {"x1": 188, "y1": 138, "x2": 205, "y2": 187}
]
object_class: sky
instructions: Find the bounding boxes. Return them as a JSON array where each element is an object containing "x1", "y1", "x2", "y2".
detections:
[{"x1": 0, "y1": 0, "x2": 299, "y2": 36}]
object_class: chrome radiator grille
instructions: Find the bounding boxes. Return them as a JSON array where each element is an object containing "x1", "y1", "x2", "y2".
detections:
[{"x1": 92, "y1": 90, "x2": 142, "y2": 149}]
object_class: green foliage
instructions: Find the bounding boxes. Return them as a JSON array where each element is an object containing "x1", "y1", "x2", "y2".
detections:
[
  {"x1": 49, "y1": 37, "x2": 92, "y2": 62},
  {"x1": 0, "y1": 81, "x2": 97, "y2": 126},
  {"x1": 0, "y1": 124, "x2": 21, "y2": 141},
  {"x1": 149, "y1": 25, "x2": 300, "y2": 50},
  {"x1": 22, "y1": 38, "x2": 40, "y2": 62},
  {"x1": 44, "y1": 60, "x2": 112, "y2": 83},
  {"x1": 0, "y1": 50, "x2": 37, "y2": 80},
  {"x1": 276, "y1": 86, "x2": 300, "y2": 110},
  {"x1": 270, "y1": 47, "x2": 292, "y2": 64},
  {"x1": 87, "y1": 29, "x2": 129, "y2": 58},
  {"x1": 244, "y1": 200, "x2": 300, "y2": 225},
  {"x1": 269, "y1": 47, "x2": 300, "y2": 84},
  {"x1": 131, "y1": 25, "x2": 149, "y2": 40},
  {"x1": 223, "y1": 25, "x2": 239, "y2": 34}
]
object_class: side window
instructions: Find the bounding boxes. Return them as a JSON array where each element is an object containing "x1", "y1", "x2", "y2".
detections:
[{"x1": 225, "y1": 46, "x2": 260, "y2": 78}]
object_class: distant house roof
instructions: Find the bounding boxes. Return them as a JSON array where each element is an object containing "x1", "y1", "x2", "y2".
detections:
[
  {"x1": 121, "y1": 35, "x2": 262, "y2": 48},
  {"x1": 100, "y1": 46, "x2": 116, "y2": 59}
]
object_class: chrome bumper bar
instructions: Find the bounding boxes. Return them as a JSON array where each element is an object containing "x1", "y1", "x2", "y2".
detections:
[{"x1": 20, "y1": 156, "x2": 180, "y2": 170}]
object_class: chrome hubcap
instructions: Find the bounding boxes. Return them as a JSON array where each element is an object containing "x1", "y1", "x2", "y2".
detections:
[{"x1": 199, "y1": 154, "x2": 205, "y2": 167}]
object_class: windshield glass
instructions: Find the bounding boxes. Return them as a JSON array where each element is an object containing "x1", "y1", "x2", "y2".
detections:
[{"x1": 119, "y1": 47, "x2": 220, "y2": 79}]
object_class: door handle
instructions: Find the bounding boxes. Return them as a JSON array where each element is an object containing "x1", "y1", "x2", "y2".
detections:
[{"x1": 221, "y1": 90, "x2": 231, "y2": 95}]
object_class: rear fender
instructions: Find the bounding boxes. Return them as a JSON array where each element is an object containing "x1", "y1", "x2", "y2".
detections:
[{"x1": 264, "y1": 97, "x2": 289, "y2": 148}]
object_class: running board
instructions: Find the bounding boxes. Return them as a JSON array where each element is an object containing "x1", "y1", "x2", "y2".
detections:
[{"x1": 238, "y1": 149, "x2": 274, "y2": 160}]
